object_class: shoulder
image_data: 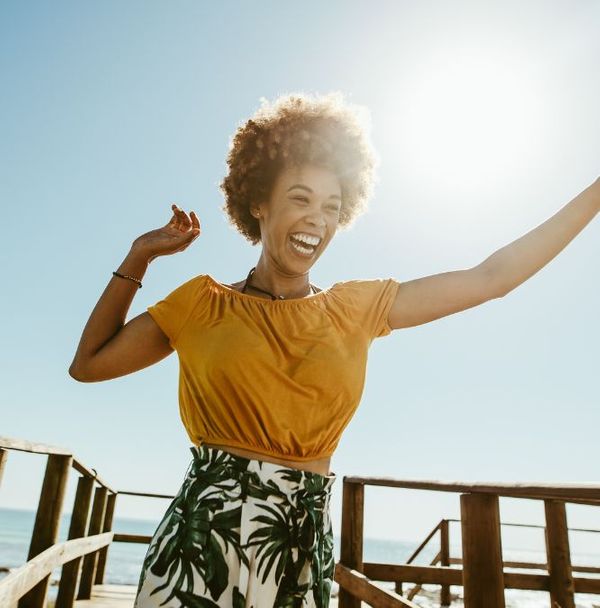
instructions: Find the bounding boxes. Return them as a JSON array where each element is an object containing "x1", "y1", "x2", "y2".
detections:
[
  {"x1": 330, "y1": 277, "x2": 400, "y2": 297},
  {"x1": 328, "y1": 277, "x2": 401, "y2": 338},
  {"x1": 146, "y1": 274, "x2": 213, "y2": 346}
]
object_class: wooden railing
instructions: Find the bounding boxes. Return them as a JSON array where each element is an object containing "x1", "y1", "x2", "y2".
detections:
[
  {"x1": 336, "y1": 476, "x2": 600, "y2": 608},
  {"x1": 398, "y1": 518, "x2": 600, "y2": 604},
  {"x1": 0, "y1": 436, "x2": 176, "y2": 608},
  {"x1": 3, "y1": 436, "x2": 600, "y2": 608}
]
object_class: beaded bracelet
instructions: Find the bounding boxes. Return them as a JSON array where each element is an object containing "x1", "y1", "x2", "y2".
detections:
[{"x1": 112, "y1": 271, "x2": 142, "y2": 288}]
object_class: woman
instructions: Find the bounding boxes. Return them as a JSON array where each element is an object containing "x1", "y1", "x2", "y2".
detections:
[{"x1": 69, "y1": 92, "x2": 599, "y2": 607}]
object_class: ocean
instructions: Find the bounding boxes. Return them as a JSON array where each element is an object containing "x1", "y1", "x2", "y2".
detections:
[{"x1": 1, "y1": 507, "x2": 599, "y2": 607}]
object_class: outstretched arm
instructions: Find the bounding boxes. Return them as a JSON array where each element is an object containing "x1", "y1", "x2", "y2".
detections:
[{"x1": 388, "y1": 178, "x2": 600, "y2": 330}]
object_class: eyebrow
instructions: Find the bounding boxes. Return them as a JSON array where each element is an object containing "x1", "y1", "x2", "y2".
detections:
[{"x1": 287, "y1": 184, "x2": 342, "y2": 201}]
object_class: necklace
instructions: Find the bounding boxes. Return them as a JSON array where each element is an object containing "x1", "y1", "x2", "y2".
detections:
[{"x1": 241, "y1": 267, "x2": 317, "y2": 300}]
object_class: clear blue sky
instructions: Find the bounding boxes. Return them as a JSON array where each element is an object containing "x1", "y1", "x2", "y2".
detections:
[{"x1": 1, "y1": 0, "x2": 599, "y2": 556}]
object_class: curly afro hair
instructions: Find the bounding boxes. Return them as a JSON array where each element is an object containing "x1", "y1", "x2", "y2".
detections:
[{"x1": 219, "y1": 91, "x2": 380, "y2": 245}]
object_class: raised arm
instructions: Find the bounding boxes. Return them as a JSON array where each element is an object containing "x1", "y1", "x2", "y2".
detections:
[
  {"x1": 388, "y1": 178, "x2": 600, "y2": 330},
  {"x1": 69, "y1": 204, "x2": 200, "y2": 382}
]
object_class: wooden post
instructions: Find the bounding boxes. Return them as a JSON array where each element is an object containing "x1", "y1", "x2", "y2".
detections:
[
  {"x1": 95, "y1": 491, "x2": 117, "y2": 583},
  {"x1": 56, "y1": 474, "x2": 95, "y2": 608},
  {"x1": 440, "y1": 518, "x2": 451, "y2": 606},
  {"x1": 77, "y1": 485, "x2": 108, "y2": 599},
  {"x1": 18, "y1": 453, "x2": 72, "y2": 608},
  {"x1": 338, "y1": 479, "x2": 364, "y2": 608},
  {"x1": 0, "y1": 448, "x2": 7, "y2": 488},
  {"x1": 460, "y1": 493, "x2": 505, "y2": 608},
  {"x1": 544, "y1": 499, "x2": 575, "y2": 608}
]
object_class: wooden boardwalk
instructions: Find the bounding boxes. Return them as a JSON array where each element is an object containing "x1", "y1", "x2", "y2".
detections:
[
  {"x1": 67, "y1": 584, "x2": 341, "y2": 607},
  {"x1": 71, "y1": 585, "x2": 137, "y2": 607}
]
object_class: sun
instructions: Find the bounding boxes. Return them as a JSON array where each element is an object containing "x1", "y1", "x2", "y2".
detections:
[{"x1": 383, "y1": 47, "x2": 550, "y2": 198}]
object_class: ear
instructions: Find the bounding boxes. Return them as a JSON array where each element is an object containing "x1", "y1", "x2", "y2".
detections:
[{"x1": 250, "y1": 203, "x2": 264, "y2": 219}]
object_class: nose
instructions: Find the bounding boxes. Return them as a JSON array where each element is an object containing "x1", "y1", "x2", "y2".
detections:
[{"x1": 305, "y1": 209, "x2": 327, "y2": 229}]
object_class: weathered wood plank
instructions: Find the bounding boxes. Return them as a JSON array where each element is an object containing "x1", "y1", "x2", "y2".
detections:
[
  {"x1": 0, "y1": 448, "x2": 8, "y2": 488},
  {"x1": 56, "y1": 475, "x2": 95, "y2": 608},
  {"x1": 0, "y1": 534, "x2": 113, "y2": 607},
  {"x1": 343, "y1": 477, "x2": 600, "y2": 502},
  {"x1": 72, "y1": 584, "x2": 137, "y2": 608},
  {"x1": 544, "y1": 499, "x2": 575, "y2": 608},
  {"x1": 0, "y1": 436, "x2": 72, "y2": 456},
  {"x1": 339, "y1": 480, "x2": 364, "y2": 608},
  {"x1": 117, "y1": 490, "x2": 175, "y2": 499},
  {"x1": 460, "y1": 492, "x2": 505, "y2": 608},
  {"x1": 112, "y1": 533, "x2": 153, "y2": 544},
  {"x1": 19, "y1": 453, "x2": 72, "y2": 608},
  {"x1": 336, "y1": 564, "x2": 420, "y2": 607},
  {"x1": 71, "y1": 459, "x2": 114, "y2": 493},
  {"x1": 95, "y1": 493, "x2": 117, "y2": 584},
  {"x1": 78, "y1": 487, "x2": 108, "y2": 600},
  {"x1": 440, "y1": 519, "x2": 451, "y2": 606}
]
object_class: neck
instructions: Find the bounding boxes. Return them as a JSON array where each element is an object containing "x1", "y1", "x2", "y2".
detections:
[{"x1": 249, "y1": 257, "x2": 311, "y2": 299}]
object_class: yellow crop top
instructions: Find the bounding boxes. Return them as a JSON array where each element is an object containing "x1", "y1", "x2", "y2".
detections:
[{"x1": 147, "y1": 273, "x2": 400, "y2": 462}]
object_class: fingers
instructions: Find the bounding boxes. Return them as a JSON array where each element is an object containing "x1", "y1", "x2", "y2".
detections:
[
  {"x1": 169, "y1": 204, "x2": 201, "y2": 236},
  {"x1": 190, "y1": 210, "x2": 201, "y2": 232},
  {"x1": 166, "y1": 204, "x2": 201, "y2": 249},
  {"x1": 169, "y1": 204, "x2": 190, "y2": 229}
]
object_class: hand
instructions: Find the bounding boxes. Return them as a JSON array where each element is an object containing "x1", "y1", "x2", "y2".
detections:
[{"x1": 131, "y1": 204, "x2": 201, "y2": 263}]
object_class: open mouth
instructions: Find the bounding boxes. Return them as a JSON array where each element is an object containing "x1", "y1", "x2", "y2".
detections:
[{"x1": 289, "y1": 233, "x2": 321, "y2": 257}]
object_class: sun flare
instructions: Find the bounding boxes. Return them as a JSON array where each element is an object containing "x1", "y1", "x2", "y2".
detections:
[{"x1": 390, "y1": 48, "x2": 550, "y2": 197}]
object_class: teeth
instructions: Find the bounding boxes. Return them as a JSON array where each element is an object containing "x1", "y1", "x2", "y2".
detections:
[
  {"x1": 291, "y1": 240, "x2": 314, "y2": 255},
  {"x1": 291, "y1": 232, "x2": 321, "y2": 246}
]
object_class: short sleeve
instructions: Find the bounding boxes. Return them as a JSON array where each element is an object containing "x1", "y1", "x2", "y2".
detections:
[
  {"x1": 146, "y1": 274, "x2": 206, "y2": 348},
  {"x1": 334, "y1": 278, "x2": 401, "y2": 339}
]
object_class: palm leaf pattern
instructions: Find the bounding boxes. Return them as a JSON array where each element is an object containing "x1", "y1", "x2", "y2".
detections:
[{"x1": 134, "y1": 445, "x2": 335, "y2": 607}]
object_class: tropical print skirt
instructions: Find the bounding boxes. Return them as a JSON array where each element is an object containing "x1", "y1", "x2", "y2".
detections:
[{"x1": 133, "y1": 444, "x2": 337, "y2": 607}]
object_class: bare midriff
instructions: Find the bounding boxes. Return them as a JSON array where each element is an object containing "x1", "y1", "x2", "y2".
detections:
[{"x1": 201, "y1": 441, "x2": 332, "y2": 476}]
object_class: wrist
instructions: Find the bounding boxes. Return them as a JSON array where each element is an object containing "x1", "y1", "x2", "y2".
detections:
[{"x1": 119, "y1": 247, "x2": 151, "y2": 278}]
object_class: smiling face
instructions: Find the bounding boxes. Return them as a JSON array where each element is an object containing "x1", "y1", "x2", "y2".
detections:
[{"x1": 252, "y1": 163, "x2": 342, "y2": 274}]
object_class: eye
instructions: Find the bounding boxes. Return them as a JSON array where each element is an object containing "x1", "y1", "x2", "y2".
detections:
[{"x1": 293, "y1": 196, "x2": 309, "y2": 203}]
